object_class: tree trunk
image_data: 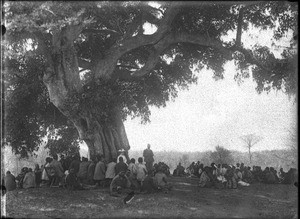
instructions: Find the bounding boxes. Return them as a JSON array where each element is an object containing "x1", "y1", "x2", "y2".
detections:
[
  {"x1": 248, "y1": 147, "x2": 252, "y2": 164},
  {"x1": 42, "y1": 25, "x2": 131, "y2": 162},
  {"x1": 75, "y1": 110, "x2": 130, "y2": 162}
]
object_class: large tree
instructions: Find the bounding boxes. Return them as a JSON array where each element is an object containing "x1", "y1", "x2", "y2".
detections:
[{"x1": 2, "y1": 1, "x2": 297, "y2": 161}]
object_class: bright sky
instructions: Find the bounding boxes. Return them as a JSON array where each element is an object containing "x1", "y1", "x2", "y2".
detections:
[
  {"x1": 124, "y1": 61, "x2": 296, "y2": 153},
  {"x1": 124, "y1": 22, "x2": 297, "y2": 153}
]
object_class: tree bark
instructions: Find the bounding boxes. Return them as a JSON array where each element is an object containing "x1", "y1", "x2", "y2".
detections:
[
  {"x1": 78, "y1": 113, "x2": 130, "y2": 161},
  {"x1": 42, "y1": 25, "x2": 130, "y2": 162}
]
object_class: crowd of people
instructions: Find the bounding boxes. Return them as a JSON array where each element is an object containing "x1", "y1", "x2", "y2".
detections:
[
  {"x1": 2, "y1": 144, "x2": 174, "y2": 196},
  {"x1": 2, "y1": 144, "x2": 298, "y2": 195},
  {"x1": 182, "y1": 161, "x2": 298, "y2": 189}
]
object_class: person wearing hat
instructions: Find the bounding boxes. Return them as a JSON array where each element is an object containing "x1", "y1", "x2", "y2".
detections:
[{"x1": 117, "y1": 149, "x2": 127, "y2": 164}]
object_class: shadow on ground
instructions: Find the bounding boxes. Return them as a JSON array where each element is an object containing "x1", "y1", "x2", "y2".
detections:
[{"x1": 2, "y1": 176, "x2": 298, "y2": 218}]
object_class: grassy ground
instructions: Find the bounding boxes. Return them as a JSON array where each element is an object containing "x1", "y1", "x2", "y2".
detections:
[{"x1": 2, "y1": 176, "x2": 298, "y2": 219}]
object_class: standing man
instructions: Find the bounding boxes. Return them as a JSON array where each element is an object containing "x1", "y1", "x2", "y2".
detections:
[{"x1": 143, "y1": 144, "x2": 154, "y2": 172}]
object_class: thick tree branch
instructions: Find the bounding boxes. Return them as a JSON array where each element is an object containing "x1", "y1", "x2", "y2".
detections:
[
  {"x1": 33, "y1": 32, "x2": 53, "y2": 67},
  {"x1": 93, "y1": 2, "x2": 181, "y2": 79},
  {"x1": 236, "y1": 6, "x2": 245, "y2": 47},
  {"x1": 131, "y1": 32, "x2": 233, "y2": 77}
]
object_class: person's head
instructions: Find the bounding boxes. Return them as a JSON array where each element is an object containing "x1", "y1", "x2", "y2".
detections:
[
  {"x1": 217, "y1": 164, "x2": 221, "y2": 168},
  {"x1": 22, "y1": 167, "x2": 29, "y2": 173},
  {"x1": 52, "y1": 154, "x2": 58, "y2": 160},
  {"x1": 236, "y1": 163, "x2": 240, "y2": 167},
  {"x1": 241, "y1": 163, "x2": 244, "y2": 167},
  {"x1": 138, "y1": 157, "x2": 143, "y2": 163},
  {"x1": 6, "y1": 171, "x2": 11, "y2": 175},
  {"x1": 60, "y1": 154, "x2": 65, "y2": 159},
  {"x1": 28, "y1": 168, "x2": 33, "y2": 172},
  {"x1": 147, "y1": 144, "x2": 151, "y2": 149},
  {"x1": 130, "y1": 158, "x2": 135, "y2": 164},
  {"x1": 119, "y1": 156, "x2": 124, "y2": 163}
]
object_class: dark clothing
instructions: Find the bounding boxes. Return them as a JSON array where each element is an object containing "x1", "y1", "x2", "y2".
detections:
[
  {"x1": 87, "y1": 162, "x2": 96, "y2": 185},
  {"x1": 34, "y1": 169, "x2": 42, "y2": 187},
  {"x1": 60, "y1": 158, "x2": 68, "y2": 172},
  {"x1": 115, "y1": 161, "x2": 128, "y2": 175},
  {"x1": 69, "y1": 160, "x2": 81, "y2": 175},
  {"x1": 77, "y1": 161, "x2": 90, "y2": 180},
  {"x1": 4, "y1": 173, "x2": 17, "y2": 191},
  {"x1": 66, "y1": 172, "x2": 83, "y2": 190},
  {"x1": 143, "y1": 149, "x2": 154, "y2": 171},
  {"x1": 110, "y1": 174, "x2": 131, "y2": 196},
  {"x1": 141, "y1": 175, "x2": 156, "y2": 193}
]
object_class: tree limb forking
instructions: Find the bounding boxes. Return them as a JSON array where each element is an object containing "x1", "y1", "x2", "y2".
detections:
[
  {"x1": 92, "y1": 2, "x2": 181, "y2": 78},
  {"x1": 86, "y1": 1, "x2": 290, "y2": 81},
  {"x1": 131, "y1": 32, "x2": 233, "y2": 77}
]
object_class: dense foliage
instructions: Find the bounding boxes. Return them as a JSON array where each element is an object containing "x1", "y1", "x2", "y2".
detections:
[{"x1": 2, "y1": 1, "x2": 297, "y2": 157}]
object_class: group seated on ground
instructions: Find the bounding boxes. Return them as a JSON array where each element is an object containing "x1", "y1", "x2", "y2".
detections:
[
  {"x1": 3, "y1": 152, "x2": 298, "y2": 194},
  {"x1": 183, "y1": 161, "x2": 298, "y2": 189}
]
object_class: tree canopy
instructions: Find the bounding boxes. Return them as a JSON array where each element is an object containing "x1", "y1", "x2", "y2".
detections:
[{"x1": 2, "y1": 1, "x2": 298, "y2": 159}]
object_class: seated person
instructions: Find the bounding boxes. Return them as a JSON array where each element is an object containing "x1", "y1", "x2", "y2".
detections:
[
  {"x1": 65, "y1": 168, "x2": 84, "y2": 190},
  {"x1": 77, "y1": 157, "x2": 90, "y2": 184},
  {"x1": 224, "y1": 166, "x2": 237, "y2": 189},
  {"x1": 4, "y1": 171, "x2": 17, "y2": 191},
  {"x1": 115, "y1": 157, "x2": 128, "y2": 176},
  {"x1": 278, "y1": 168, "x2": 286, "y2": 182},
  {"x1": 23, "y1": 168, "x2": 36, "y2": 189},
  {"x1": 140, "y1": 170, "x2": 156, "y2": 194},
  {"x1": 136, "y1": 157, "x2": 147, "y2": 186},
  {"x1": 173, "y1": 163, "x2": 185, "y2": 177},
  {"x1": 154, "y1": 167, "x2": 172, "y2": 193},
  {"x1": 199, "y1": 166, "x2": 213, "y2": 188},
  {"x1": 110, "y1": 171, "x2": 131, "y2": 197},
  {"x1": 16, "y1": 167, "x2": 29, "y2": 189}
]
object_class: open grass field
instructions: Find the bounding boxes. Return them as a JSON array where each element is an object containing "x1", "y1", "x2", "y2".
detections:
[{"x1": 2, "y1": 176, "x2": 298, "y2": 218}]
